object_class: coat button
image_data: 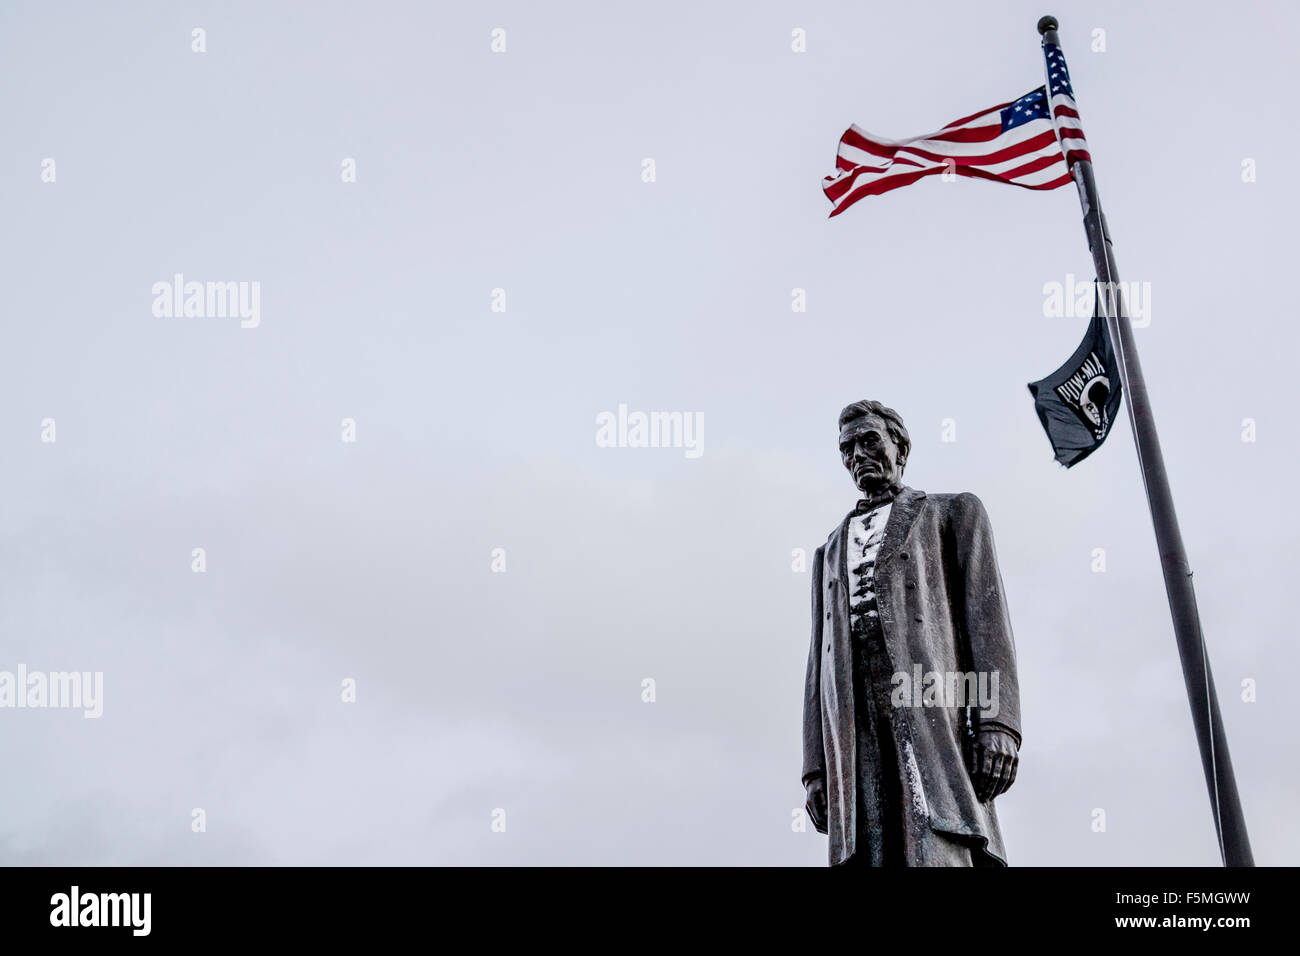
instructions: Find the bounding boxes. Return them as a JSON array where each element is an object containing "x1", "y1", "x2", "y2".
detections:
[
  {"x1": 914, "y1": 614, "x2": 923, "y2": 623},
  {"x1": 899, "y1": 551, "x2": 910, "y2": 560},
  {"x1": 905, "y1": 582, "x2": 915, "y2": 590},
  {"x1": 825, "y1": 613, "x2": 831, "y2": 620}
]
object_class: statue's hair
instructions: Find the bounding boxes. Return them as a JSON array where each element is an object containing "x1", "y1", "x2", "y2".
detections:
[{"x1": 838, "y1": 400, "x2": 910, "y2": 468}]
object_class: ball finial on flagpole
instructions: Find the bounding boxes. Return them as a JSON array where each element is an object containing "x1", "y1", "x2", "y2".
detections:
[{"x1": 1037, "y1": 15, "x2": 1059, "y2": 35}]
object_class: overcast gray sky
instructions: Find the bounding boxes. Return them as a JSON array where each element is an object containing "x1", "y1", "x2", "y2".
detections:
[{"x1": 2, "y1": 0, "x2": 1296, "y2": 865}]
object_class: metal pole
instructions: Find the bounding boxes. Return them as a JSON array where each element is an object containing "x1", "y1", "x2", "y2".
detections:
[{"x1": 1037, "y1": 15, "x2": 1253, "y2": 867}]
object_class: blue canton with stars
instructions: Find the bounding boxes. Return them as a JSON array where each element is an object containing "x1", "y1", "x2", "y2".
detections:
[
  {"x1": 1044, "y1": 42, "x2": 1076, "y2": 99},
  {"x1": 1000, "y1": 88, "x2": 1049, "y2": 133}
]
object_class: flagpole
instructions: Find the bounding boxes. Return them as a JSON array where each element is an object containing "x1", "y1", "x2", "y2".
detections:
[{"x1": 1036, "y1": 15, "x2": 1253, "y2": 866}]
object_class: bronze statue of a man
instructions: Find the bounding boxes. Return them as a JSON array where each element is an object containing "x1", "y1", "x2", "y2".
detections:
[{"x1": 801, "y1": 401, "x2": 1022, "y2": 866}]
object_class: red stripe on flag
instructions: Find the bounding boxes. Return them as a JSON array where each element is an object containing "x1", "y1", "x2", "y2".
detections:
[
  {"x1": 942, "y1": 100, "x2": 1014, "y2": 129},
  {"x1": 994, "y1": 152, "x2": 1066, "y2": 181},
  {"x1": 828, "y1": 167, "x2": 941, "y2": 217},
  {"x1": 927, "y1": 122, "x2": 1005, "y2": 144},
  {"x1": 956, "y1": 166, "x2": 1074, "y2": 190},
  {"x1": 827, "y1": 160, "x2": 1073, "y2": 217},
  {"x1": 839, "y1": 128, "x2": 897, "y2": 160},
  {"x1": 894, "y1": 128, "x2": 1060, "y2": 167}
]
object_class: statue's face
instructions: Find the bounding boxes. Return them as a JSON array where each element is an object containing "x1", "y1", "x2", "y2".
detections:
[{"x1": 839, "y1": 413, "x2": 903, "y2": 494}]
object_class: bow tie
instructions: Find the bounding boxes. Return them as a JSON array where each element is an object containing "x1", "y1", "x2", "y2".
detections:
[{"x1": 853, "y1": 485, "x2": 901, "y2": 514}]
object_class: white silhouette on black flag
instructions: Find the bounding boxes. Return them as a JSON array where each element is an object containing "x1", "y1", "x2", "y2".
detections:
[{"x1": 1028, "y1": 280, "x2": 1123, "y2": 467}]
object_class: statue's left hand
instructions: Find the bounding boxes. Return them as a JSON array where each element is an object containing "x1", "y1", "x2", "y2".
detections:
[{"x1": 968, "y1": 729, "x2": 1019, "y2": 802}]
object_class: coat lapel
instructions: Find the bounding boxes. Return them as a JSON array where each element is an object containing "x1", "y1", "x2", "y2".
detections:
[
  {"x1": 828, "y1": 486, "x2": 927, "y2": 573},
  {"x1": 878, "y1": 486, "x2": 927, "y2": 564}
]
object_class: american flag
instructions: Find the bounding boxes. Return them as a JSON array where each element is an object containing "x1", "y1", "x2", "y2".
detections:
[
  {"x1": 823, "y1": 40, "x2": 1090, "y2": 218},
  {"x1": 1043, "y1": 40, "x2": 1091, "y2": 168}
]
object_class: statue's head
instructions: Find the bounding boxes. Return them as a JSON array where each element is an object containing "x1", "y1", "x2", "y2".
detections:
[{"x1": 838, "y1": 400, "x2": 909, "y2": 495}]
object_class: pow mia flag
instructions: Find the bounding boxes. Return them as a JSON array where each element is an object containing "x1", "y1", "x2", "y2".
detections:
[{"x1": 1028, "y1": 280, "x2": 1124, "y2": 467}]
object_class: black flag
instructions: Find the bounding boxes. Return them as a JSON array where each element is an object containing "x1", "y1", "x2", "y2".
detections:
[{"x1": 1028, "y1": 281, "x2": 1124, "y2": 467}]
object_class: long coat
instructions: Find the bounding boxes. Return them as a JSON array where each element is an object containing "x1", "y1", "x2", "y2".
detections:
[{"x1": 801, "y1": 487, "x2": 1022, "y2": 866}]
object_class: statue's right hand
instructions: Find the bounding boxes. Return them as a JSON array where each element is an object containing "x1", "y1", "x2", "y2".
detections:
[{"x1": 805, "y1": 776, "x2": 828, "y2": 834}]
